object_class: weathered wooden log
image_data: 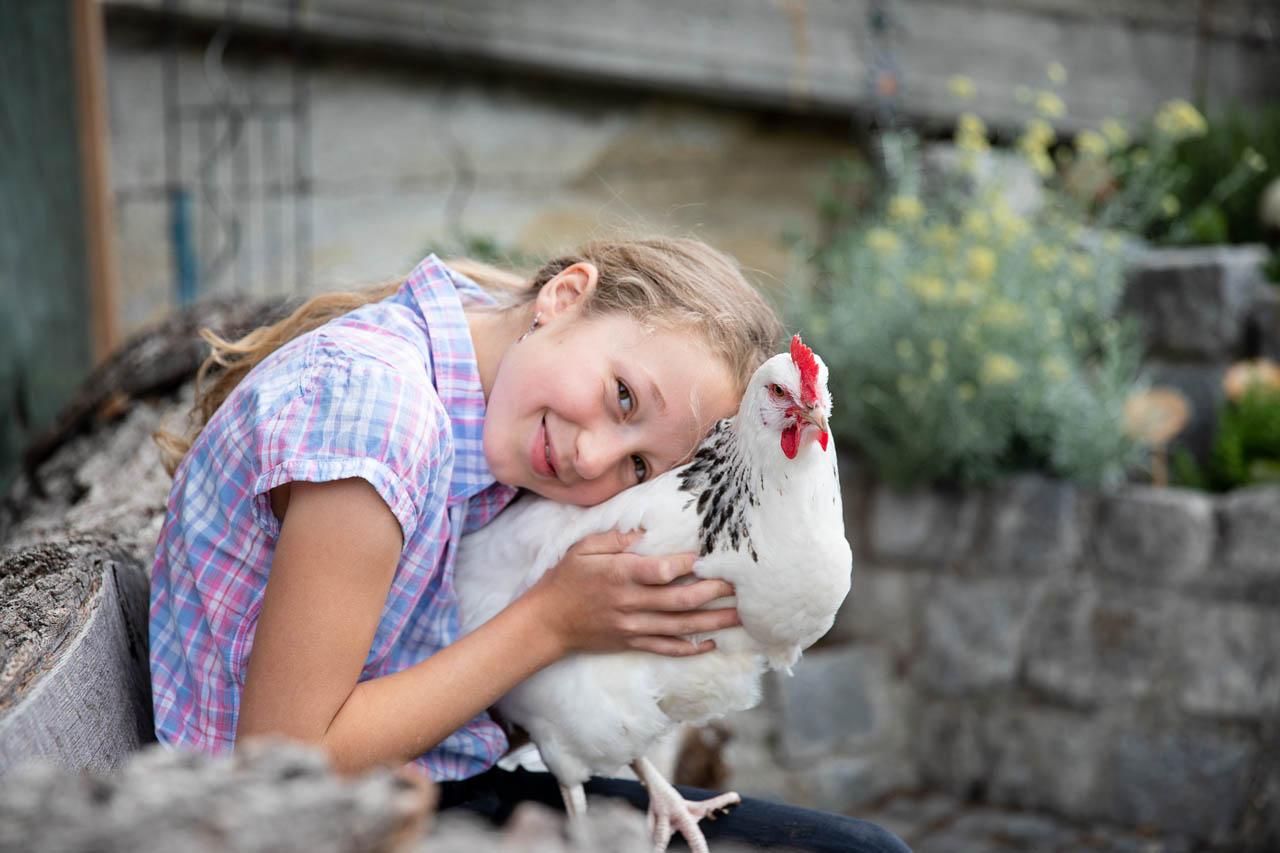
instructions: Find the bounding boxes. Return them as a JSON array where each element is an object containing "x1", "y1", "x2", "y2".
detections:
[
  {"x1": 0, "y1": 741, "x2": 437, "y2": 852},
  {"x1": 0, "y1": 537, "x2": 153, "y2": 774}
]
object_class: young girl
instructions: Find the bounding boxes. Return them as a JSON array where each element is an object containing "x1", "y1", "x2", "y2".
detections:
[{"x1": 151, "y1": 237, "x2": 908, "y2": 852}]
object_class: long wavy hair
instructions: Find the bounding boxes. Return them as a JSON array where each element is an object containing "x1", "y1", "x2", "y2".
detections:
[{"x1": 153, "y1": 236, "x2": 783, "y2": 475}]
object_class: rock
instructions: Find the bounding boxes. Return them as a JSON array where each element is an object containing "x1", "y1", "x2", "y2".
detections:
[
  {"x1": 1217, "y1": 485, "x2": 1280, "y2": 586},
  {"x1": 982, "y1": 705, "x2": 1102, "y2": 819},
  {"x1": 866, "y1": 483, "x2": 980, "y2": 568},
  {"x1": 826, "y1": 567, "x2": 921, "y2": 662},
  {"x1": 774, "y1": 647, "x2": 904, "y2": 765},
  {"x1": 1248, "y1": 286, "x2": 1280, "y2": 362},
  {"x1": 973, "y1": 474, "x2": 1086, "y2": 576},
  {"x1": 1121, "y1": 245, "x2": 1267, "y2": 361},
  {"x1": 1022, "y1": 576, "x2": 1180, "y2": 706},
  {"x1": 0, "y1": 538, "x2": 154, "y2": 774},
  {"x1": 916, "y1": 576, "x2": 1044, "y2": 695},
  {"x1": 1178, "y1": 601, "x2": 1280, "y2": 719},
  {"x1": 1096, "y1": 724, "x2": 1257, "y2": 842},
  {"x1": 1093, "y1": 485, "x2": 1215, "y2": 585},
  {"x1": 1142, "y1": 360, "x2": 1229, "y2": 463}
]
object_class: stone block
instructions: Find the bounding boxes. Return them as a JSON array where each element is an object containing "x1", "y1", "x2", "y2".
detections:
[
  {"x1": 1217, "y1": 485, "x2": 1280, "y2": 584},
  {"x1": 783, "y1": 754, "x2": 918, "y2": 815},
  {"x1": 912, "y1": 701, "x2": 988, "y2": 797},
  {"x1": 1093, "y1": 485, "x2": 1215, "y2": 584},
  {"x1": 1121, "y1": 245, "x2": 1267, "y2": 360},
  {"x1": 774, "y1": 647, "x2": 899, "y2": 765},
  {"x1": 1178, "y1": 601, "x2": 1280, "y2": 719},
  {"x1": 982, "y1": 705, "x2": 1102, "y2": 819},
  {"x1": 1143, "y1": 360, "x2": 1229, "y2": 463},
  {"x1": 867, "y1": 484, "x2": 980, "y2": 568},
  {"x1": 916, "y1": 576, "x2": 1043, "y2": 696},
  {"x1": 826, "y1": 567, "x2": 921, "y2": 660},
  {"x1": 1023, "y1": 576, "x2": 1178, "y2": 706},
  {"x1": 1248, "y1": 286, "x2": 1280, "y2": 362},
  {"x1": 1097, "y1": 725, "x2": 1257, "y2": 842},
  {"x1": 975, "y1": 474, "x2": 1086, "y2": 576}
]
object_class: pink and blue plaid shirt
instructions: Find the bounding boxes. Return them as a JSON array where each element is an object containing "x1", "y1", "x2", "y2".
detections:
[{"x1": 149, "y1": 254, "x2": 519, "y2": 780}]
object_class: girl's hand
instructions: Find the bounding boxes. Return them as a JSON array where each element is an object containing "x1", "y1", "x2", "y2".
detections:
[{"x1": 525, "y1": 529, "x2": 739, "y2": 657}]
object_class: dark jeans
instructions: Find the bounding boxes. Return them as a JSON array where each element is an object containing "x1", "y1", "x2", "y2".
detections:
[{"x1": 438, "y1": 766, "x2": 911, "y2": 852}]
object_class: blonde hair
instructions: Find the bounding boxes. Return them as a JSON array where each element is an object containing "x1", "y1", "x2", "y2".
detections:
[{"x1": 154, "y1": 236, "x2": 783, "y2": 475}]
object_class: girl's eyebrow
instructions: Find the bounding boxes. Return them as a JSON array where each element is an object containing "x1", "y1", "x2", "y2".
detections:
[{"x1": 639, "y1": 367, "x2": 668, "y2": 415}]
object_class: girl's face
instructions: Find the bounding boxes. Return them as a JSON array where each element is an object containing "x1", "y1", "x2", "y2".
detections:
[{"x1": 478, "y1": 264, "x2": 739, "y2": 506}]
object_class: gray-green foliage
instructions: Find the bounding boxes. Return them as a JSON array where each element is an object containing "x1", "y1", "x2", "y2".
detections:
[{"x1": 789, "y1": 132, "x2": 1147, "y2": 487}]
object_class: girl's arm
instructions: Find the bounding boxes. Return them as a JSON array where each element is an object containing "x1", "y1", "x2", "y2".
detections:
[{"x1": 235, "y1": 477, "x2": 737, "y2": 775}]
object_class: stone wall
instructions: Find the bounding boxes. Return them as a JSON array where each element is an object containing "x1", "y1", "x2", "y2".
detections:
[
  {"x1": 720, "y1": 463, "x2": 1280, "y2": 848},
  {"x1": 1122, "y1": 244, "x2": 1279, "y2": 459}
]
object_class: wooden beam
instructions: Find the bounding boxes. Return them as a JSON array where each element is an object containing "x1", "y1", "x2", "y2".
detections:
[{"x1": 73, "y1": 0, "x2": 121, "y2": 365}]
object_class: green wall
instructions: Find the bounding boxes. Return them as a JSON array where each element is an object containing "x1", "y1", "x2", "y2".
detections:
[{"x1": 0, "y1": 0, "x2": 93, "y2": 493}]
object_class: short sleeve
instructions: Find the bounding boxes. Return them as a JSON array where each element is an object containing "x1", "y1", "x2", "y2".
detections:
[{"x1": 249, "y1": 345, "x2": 447, "y2": 543}]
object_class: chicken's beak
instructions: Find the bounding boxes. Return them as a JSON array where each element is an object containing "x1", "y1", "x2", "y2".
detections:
[{"x1": 801, "y1": 406, "x2": 829, "y2": 435}]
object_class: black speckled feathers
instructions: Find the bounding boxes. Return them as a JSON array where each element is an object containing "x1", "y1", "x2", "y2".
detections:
[{"x1": 677, "y1": 419, "x2": 760, "y2": 561}]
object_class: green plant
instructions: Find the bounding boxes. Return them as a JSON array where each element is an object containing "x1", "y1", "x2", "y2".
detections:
[
  {"x1": 789, "y1": 128, "x2": 1147, "y2": 488},
  {"x1": 1175, "y1": 386, "x2": 1280, "y2": 491}
]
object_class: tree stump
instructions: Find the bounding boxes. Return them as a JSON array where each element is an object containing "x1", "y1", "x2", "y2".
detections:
[{"x1": 0, "y1": 537, "x2": 152, "y2": 773}]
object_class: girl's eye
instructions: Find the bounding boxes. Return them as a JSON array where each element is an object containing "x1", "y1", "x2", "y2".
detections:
[
  {"x1": 770, "y1": 383, "x2": 787, "y2": 398},
  {"x1": 618, "y1": 380, "x2": 635, "y2": 415},
  {"x1": 632, "y1": 454, "x2": 649, "y2": 482}
]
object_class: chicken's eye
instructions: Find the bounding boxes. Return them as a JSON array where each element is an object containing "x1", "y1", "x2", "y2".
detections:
[
  {"x1": 631, "y1": 454, "x2": 649, "y2": 482},
  {"x1": 770, "y1": 383, "x2": 788, "y2": 398},
  {"x1": 618, "y1": 380, "x2": 635, "y2": 415}
]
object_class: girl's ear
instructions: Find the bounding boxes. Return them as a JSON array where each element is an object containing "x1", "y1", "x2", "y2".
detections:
[{"x1": 535, "y1": 262, "x2": 599, "y2": 320}]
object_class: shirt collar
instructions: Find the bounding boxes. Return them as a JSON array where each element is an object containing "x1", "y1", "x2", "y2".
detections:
[{"x1": 392, "y1": 253, "x2": 508, "y2": 507}]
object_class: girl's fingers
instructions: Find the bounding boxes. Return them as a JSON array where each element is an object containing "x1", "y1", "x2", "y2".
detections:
[
  {"x1": 629, "y1": 637, "x2": 717, "y2": 657},
  {"x1": 626, "y1": 607, "x2": 741, "y2": 638},
  {"x1": 633, "y1": 553, "x2": 699, "y2": 585},
  {"x1": 573, "y1": 528, "x2": 644, "y2": 555},
  {"x1": 640, "y1": 579, "x2": 736, "y2": 611}
]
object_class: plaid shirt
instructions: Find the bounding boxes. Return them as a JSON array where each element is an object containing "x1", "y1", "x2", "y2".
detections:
[{"x1": 149, "y1": 254, "x2": 519, "y2": 780}]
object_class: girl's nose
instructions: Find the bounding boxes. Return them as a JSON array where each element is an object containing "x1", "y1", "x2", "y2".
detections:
[{"x1": 574, "y1": 428, "x2": 624, "y2": 482}]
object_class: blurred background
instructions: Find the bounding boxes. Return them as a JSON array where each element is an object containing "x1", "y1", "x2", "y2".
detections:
[{"x1": 2, "y1": 1, "x2": 1280, "y2": 851}]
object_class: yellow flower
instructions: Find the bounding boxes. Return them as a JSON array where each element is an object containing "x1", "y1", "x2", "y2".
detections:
[
  {"x1": 1161, "y1": 194, "x2": 1181, "y2": 217},
  {"x1": 1031, "y1": 244, "x2": 1061, "y2": 271},
  {"x1": 952, "y1": 280, "x2": 982, "y2": 306},
  {"x1": 978, "y1": 300, "x2": 1026, "y2": 330},
  {"x1": 992, "y1": 206, "x2": 1030, "y2": 244},
  {"x1": 1069, "y1": 254, "x2": 1095, "y2": 278},
  {"x1": 907, "y1": 274, "x2": 948, "y2": 303},
  {"x1": 1035, "y1": 90, "x2": 1066, "y2": 119},
  {"x1": 1075, "y1": 129, "x2": 1108, "y2": 159},
  {"x1": 929, "y1": 339, "x2": 948, "y2": 360},
  {"x1": 967, "y1": 246, "x2": 998, "y2": 281},
  {"x1": 895, "y1": 339, "x2": 915, "y2": 360},
  {"x1": 1042, "y1": 356, "x2": 1069, "y2": 381},
  {"x1": 1243, "y1": 147, "x2": 1268, "y2": 173},
  {"x1": 889, "y1": 194, "x2": 926, "y2": 223},
  {"x1": 1100, "y1": 119, "x2": 1129, "y2": 149},
  {"x1": 1154, "y1": 99, "x2": 1207, "y2": 141},
  {"x1": 964, "y1": 210, "x2": 990, "y2": 238},
  {"x1": 923, "y1": 223, "x2": 958, "y2": 249},
  {"x1": 956, "y1": 112, "x2": 990, "y2": 153},
  {"x1": 1027, "y1": 149, "x2": 1055, "y2": 178},
  {"x1": 1046, "y1": 62, "x2": 1068, "y2": 84},
  {"x1": 981, "y1": 353, "x2": 1022, "y2": 385},
  {"x1": 866, "y1": 227, "x2": 902, "y2": 256},
  {"x1": 947, "y1": 75, "x2": 976, "y2": 99},
  {"x1": 1023, "y1": 118, "x2": 1056, "y2": 147}
]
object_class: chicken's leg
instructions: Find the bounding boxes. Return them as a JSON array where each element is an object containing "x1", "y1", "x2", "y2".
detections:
[
  {"x1": 631, "y1": 757, "x2": 740, "y2": 853},
  {"x1": 558, "y1": 783, "x2": 592, "y2": 845}
]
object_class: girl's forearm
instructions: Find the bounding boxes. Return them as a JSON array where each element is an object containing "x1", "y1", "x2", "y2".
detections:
[{"x1": 317, "y1": 590, "x2": 563, "y2": 775}]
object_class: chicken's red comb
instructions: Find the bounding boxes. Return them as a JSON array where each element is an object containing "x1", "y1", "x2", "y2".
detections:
[{"x1": 790, "y1": 334, "x2": 819, "y2": 406}]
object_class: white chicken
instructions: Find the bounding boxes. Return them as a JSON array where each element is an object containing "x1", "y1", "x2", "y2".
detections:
[{"x1": 455, "y1": 336, "x2": 852, "y2": 852}]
